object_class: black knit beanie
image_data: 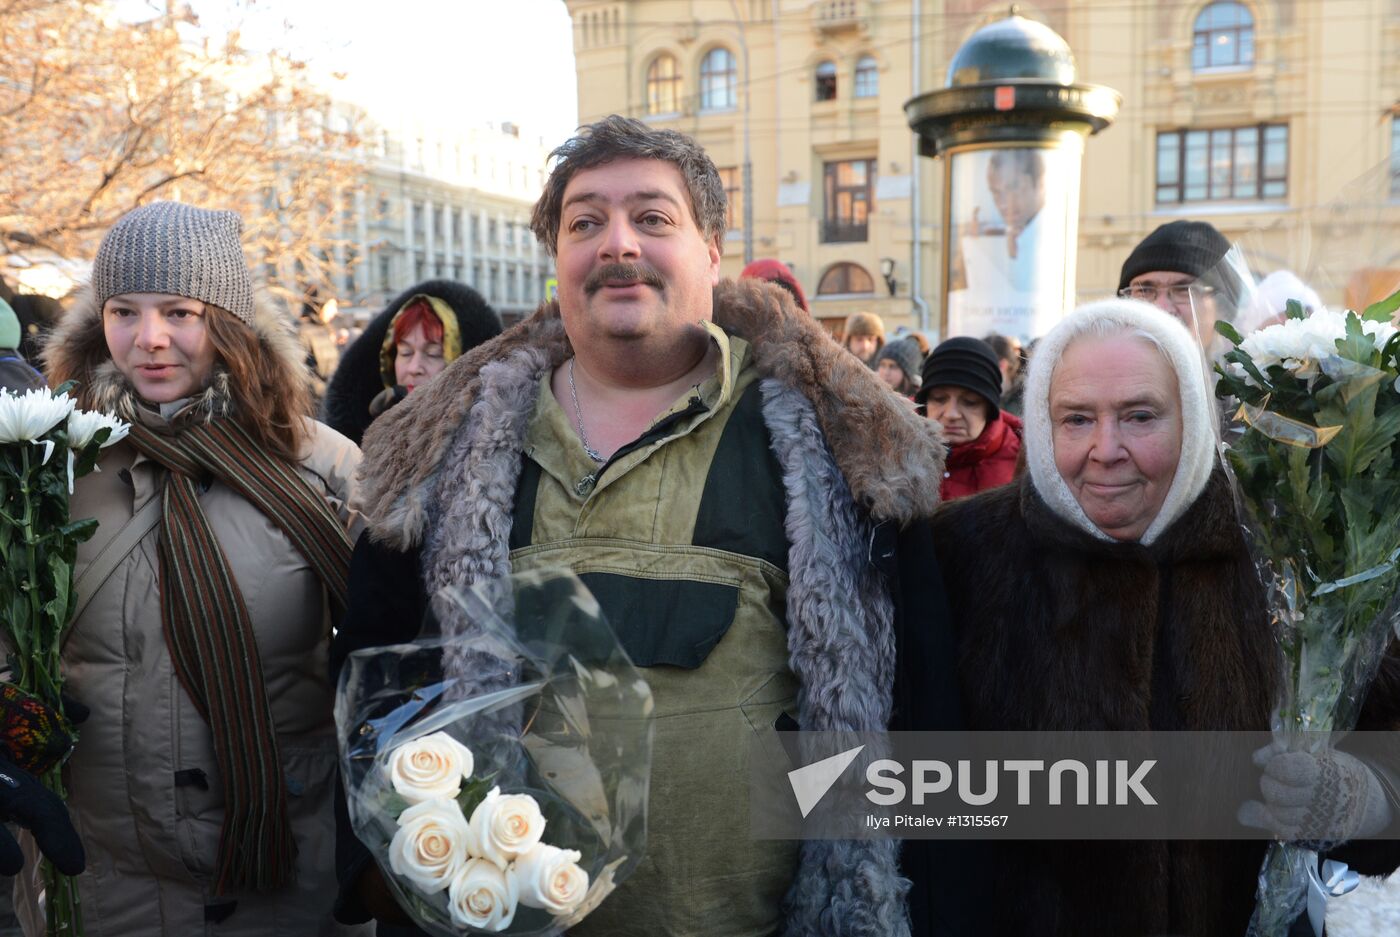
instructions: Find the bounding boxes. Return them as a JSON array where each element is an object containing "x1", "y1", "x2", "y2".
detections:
[
  {"x1": 917, "y1": 336, "x2": 1002, "y2": 417},
  {"x1": 1118, "y1": 220, "x2": 1230, "y2": 292},
  {"x1": 875, "y1": 338, "x2": 923, "y2": 387}
]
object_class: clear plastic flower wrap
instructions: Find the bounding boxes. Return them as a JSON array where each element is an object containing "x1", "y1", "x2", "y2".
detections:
[
  {"x1": 335, "y1": 568, "x2": 654, "y2": 935},
  {"x1": 1211, "y1": 244, "x2": 1400, "y2": 935}
]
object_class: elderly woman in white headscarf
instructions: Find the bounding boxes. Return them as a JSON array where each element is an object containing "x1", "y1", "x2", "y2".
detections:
[{"x1": 924, "y1": 298, "x2": 1400, "y2": 936}]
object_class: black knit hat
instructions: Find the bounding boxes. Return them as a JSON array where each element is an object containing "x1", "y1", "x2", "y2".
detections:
[
  {"x1": 917, "y1": 336, "x2": 1002, "y2": 418},
  {"x1": 875, "y1": 337, "x2": 923, "y2": 387},
  {"x1": 1118, "y1": 220, "x2": 1230, "y2": 292}
]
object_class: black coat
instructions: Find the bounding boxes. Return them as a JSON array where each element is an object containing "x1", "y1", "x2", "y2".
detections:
[{"x1": 927, "y1": 469, "x2": 1400, "y2": 936}]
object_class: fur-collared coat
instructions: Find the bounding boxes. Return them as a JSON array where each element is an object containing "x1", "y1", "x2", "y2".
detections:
[
  {"x1": 25, "y1": 290, "x2": 367, "y2": 937},
  {"x1": 336, "y1": 280, "x2": 962, "y2": 937},
  {"x1": 931, "y1": 469, "x2": 1400, "y2": 936}
]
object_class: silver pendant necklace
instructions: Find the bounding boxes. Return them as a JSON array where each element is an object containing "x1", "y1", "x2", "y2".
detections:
[{"x1": 568, "y1": 358, "x2": 606, "y2": 464}]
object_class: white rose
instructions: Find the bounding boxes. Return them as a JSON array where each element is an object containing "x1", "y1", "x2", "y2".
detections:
[
  {"x1": 466, "y1": 787, "x2": 546, "y2": 868},
  {"x1": 385, "y1": 731, "x2": 475, "y2": 805},
  {"x1": 388, "y1": 799, "x2": 470, "y2": 894},
  {"x1": 514, "y1": 842, "x2": 589, "y2": 916},
  {"x1": 448, "y1": 857, "x2": 518, "y2": 932}
]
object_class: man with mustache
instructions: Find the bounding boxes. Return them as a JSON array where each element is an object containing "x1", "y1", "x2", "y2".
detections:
[{"x1": 331, "y1": 115, "x2": 963, "y2": 936}]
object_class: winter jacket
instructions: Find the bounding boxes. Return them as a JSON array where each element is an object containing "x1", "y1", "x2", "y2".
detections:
[
  {"x1": 0, "y1": 350, "x2": 45, "y2": 392},
  {"x1": 939, "y1": 411, "x2": 1022, "y2": 501},
  {"x1": 335, "y1": 279, "x2": 971, "y2": 937},
  {"x1": 931, "y1": 467, "x2": 1400, "y2": 935},
  {"x1": 17, "y1": 293, "x2": 370, "y2": 937}
]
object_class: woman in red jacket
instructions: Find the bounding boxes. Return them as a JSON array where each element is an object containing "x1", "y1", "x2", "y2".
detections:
[{"x1": 918, "y1": 336, "x2": 1022, "y2": 501}]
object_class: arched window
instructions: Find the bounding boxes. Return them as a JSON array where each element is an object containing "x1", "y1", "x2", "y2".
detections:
[
  {"x1": 815, "y1": 60, "x2": 837, "y2": 102},
  {"x1": 854, "y1": 55, "x2": 879, "y2": 98},
  {"x1": 816, "y1": 262, "x2": 875, "y2": 296},
  {"x1": 1193, "y1": 2, "x2": 1254, "y2": 70},
  {"x1": 646, "y1": 54, "x2": 682, "y2": 115},
  {"x1": 700, "y1": 47, "x2": 736, "y2": 111}
]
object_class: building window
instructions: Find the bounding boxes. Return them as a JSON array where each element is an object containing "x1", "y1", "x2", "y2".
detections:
[
  {"x1": 719, "y1": 167, "x2": 743, "y2": 231},
  {"x1": 815, "y1": 60, "x2": 837, "y2": 102},
  {"x1": 700, "y1": 47, "x2": 737, "y2": 111},
  {"x1": 1192, "y1": 2, "x2": 1254, "y2": 71},
  {"x1": 816, "y1": 262, "x2": 875, "y2": 296},
  {"x1": 822, "y1": 159, "x2": 876, "y2": 242},
  {"x1": 378, "y1": 255, "x2": 391, "y2": 290},
  {"x1": 646, "y1": 54, "x2": 682, "y2": 115},
  {"x1": 854, "y1": 56, "x2": 878, "y2": 98},
  {"x1": 1156, "y1": 124, "x2": 1287, "y2": 204}
]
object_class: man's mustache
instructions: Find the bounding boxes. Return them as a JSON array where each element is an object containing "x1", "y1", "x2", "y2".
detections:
[{"x1": 584, "y1": 263, "x2": 665, "y2": 295}]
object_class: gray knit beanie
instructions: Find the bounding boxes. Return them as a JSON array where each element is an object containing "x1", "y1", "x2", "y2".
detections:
[{"x1": 92, "y1": 201, "x2": 255, "y2": 326}]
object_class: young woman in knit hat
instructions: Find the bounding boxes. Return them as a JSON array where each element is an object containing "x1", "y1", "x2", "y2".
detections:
[
  {"x1": 36, "y1": 201, "x2": 368, "y2": 936},
  {"x1": 917, "y1": 335, "x2": 1023, "y2": 501},
  {"x1": 321, "y1": 279, "x2": 502, "y2": 446},
  {"x1": 873, "y1": 336, "x2": 923, "y2": 400}
]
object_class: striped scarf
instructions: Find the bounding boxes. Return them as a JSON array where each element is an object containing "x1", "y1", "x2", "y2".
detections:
[{"x1": 126, "y1": 419, "x2": 352, "y2": 894}]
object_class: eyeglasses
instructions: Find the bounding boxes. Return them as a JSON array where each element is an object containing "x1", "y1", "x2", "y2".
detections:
[{"x1": 1117, "y1": 283, "x2": 1214, "y2": 308}]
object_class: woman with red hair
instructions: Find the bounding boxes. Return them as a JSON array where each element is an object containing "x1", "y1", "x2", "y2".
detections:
[{"x1": 322, "y1": 280, "x2": 502, "y2": 445}]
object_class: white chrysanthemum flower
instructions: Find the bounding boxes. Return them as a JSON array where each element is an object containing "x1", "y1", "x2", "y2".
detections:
[
  {"x1": 1232, "y1": 308, "x2": 1396, "y2": 387},
  {"x1": 0, "y1": 388, "x2": 75, "y2": 444},
  {"x1": 67, "y1": 408, "x2": 131, "y2": 450}
]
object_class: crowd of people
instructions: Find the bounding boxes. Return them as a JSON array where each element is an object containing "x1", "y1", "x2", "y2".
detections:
[{"x1": 0, "y1": 114, "x2": 1395, "y2": 937}]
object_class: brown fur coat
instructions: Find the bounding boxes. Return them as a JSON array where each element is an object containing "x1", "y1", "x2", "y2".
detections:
[
  {"x1": 357, "y1": 279, "x2": 945, "y2": 547},
  {"x1": 932, "y1": 469, "x2": 1277, "y2": 937},
  {"x1": 931, "y1": 468, "x2": 1400, "y2": 935}
]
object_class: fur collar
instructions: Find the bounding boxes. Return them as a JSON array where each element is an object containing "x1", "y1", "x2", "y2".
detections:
[
  {"x1": 358, "y1": 279, "x2": 945, "y2": 546},
  {"x1": 41, "y1": 284, "x2": 307, "y2": 429}
]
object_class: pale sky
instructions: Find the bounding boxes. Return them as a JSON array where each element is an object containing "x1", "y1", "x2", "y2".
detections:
[{"x1": 180, "y1": 0, "x2": 580, "y2": 148}]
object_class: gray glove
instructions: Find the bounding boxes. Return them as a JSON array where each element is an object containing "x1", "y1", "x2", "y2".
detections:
[{"x1": 1238, "y1": 745, "x2": 1393, "y2": 848}]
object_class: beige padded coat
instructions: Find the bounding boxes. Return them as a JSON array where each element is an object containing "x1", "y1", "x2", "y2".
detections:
[{"x1": 17, "y1": 291, "x2": 371, "y2": 937}]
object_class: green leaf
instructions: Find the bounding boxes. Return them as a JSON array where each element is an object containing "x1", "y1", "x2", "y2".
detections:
[
  {"x1": 456, "y1": 774, "x2": 497, "y2": 818},
  {"x1": 1215, "y1": 319, "x2": 1244, "y2": 346},
  {"x1": 1363, "y1": 287, "x2": 1400, "y2": 323},
  {"x1": 1286, "y1": 298, "x2": 1307, "y2": 321},
  {"x1": 1335, "y1": 311, "x2": 1380, "y2": 366},
  {"x1": 59, "y1": 519, "x2": 98, "y2": 543}
]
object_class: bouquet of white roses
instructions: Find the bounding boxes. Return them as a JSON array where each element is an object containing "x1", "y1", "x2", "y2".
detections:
[
  {"x1": 1215, "y1": 292, "x2": 1400, "y2": 935},
  {"x1": 0, "y1": 383, "x2": 129, "y2": 936},
  {"x1": 336, "y1": 569, "x2": 653, "y2": 936}
]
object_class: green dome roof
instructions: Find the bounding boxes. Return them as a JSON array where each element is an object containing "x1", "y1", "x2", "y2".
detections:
[{"x1": 947, "y1": 14, "x2": 1076, "y2": 87}]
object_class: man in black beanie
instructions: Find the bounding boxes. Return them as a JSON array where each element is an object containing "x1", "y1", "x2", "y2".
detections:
[{"x1": 1117, "y1": 219, "x2": 1235, "y2": 346}]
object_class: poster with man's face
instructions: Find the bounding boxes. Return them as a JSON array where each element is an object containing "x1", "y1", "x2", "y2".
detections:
[{"x1": 945, "y1": 144, "x2": 1081, "y2": 341}]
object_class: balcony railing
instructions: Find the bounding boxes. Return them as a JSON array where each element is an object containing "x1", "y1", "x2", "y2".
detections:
[
  {"x1": 811, "y1": 0, "x2": 868, "y2": 33},
  {"x1": 821, "y1": 220, "x2": 868, "y2": 243}
]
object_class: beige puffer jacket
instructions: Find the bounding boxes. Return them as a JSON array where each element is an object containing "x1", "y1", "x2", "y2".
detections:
[{"x1": 17, "y1": 291, "x2": 371, "y2": 936}]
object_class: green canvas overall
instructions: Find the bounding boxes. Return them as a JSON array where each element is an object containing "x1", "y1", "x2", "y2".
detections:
[{"x1": 509, "y1": 326, "x2": 799, "y2": 937}]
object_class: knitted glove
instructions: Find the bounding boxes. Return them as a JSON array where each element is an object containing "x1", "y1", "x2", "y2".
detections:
[
  {"x1": 1238, "y1": 745, "x2": 1393, "y2": 849},
  {"x1": 0, "y1": 753, "x2": 84, "y2": 875}
]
